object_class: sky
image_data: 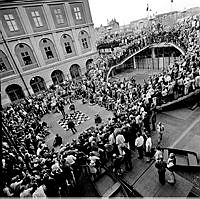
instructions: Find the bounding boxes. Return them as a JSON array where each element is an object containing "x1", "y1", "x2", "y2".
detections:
[{"x1": 88, "y1": 0, "x2": 200, "y2": 27}]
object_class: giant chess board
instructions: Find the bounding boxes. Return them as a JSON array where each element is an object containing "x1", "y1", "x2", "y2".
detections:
[{"x1": 57, "y1": 110, "x2": 90, "y2": 131}]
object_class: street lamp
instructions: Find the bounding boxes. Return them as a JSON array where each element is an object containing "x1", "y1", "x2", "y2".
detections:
[{"x1": 0, "y1": 30, "x2": 31, "y2": 96}]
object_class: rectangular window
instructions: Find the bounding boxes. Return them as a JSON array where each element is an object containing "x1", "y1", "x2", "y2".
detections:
[
  {"x1": 0, "y1": 58, "x2": 8, "y2": 72},
  {"x1": 64, "y1": 42, "x2": 72, "y2": 54},
  {"x1": 21, "y1": 52, "x2": 32, "y2": 65},
  {"x1": 54, "y1": 8, "x2": 64, "y2": 24},
  {"x1": 74, "y1": 7, "x2": 82, "y2": 20},
  {"x1": 81, "y1": 38, "x2": 88, "y2": 49},
  {"x1": 44, "y1": 47, "x2": 54, "y2": 59},
  {"x1": 31, "y1": 11, "x2": 43, "y2": 27},
  {"x1": 4, "y1": 14, "x2": 19, "y2": 32}
]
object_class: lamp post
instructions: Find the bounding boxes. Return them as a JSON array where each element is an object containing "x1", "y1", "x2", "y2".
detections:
[{"x1": 0, "y1": 30, "x2": 31, "y2": 96}]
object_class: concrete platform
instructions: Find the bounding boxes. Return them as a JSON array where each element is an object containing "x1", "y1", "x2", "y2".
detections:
[
  {"x1": 162, "y1": 108, "x2": 193, "y2": 120},
  {"x1": 184, "y1": 135, "x2": 200, "y2": 160},
  {"x1": 121, "y1": 156, "x2": 154, "y2": 186},
  {"x1": 132, "y1": 162, "x2": 193, "y2": 197}
]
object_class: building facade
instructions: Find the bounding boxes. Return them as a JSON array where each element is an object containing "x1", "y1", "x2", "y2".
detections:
[{"x1": 0, "y1": 0, "x2": 98, "y2": 106}]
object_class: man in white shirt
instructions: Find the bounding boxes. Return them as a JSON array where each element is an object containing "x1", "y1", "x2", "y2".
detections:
[
  {"x1": 145, "y1": 134, "x2": 152, "y2": 162},
  {"x1": 116, "y1": 132, "x2": 126, "y2": 155},
  {"x1": 135, "y1": 133, "x2": 144, "y2": 159}
]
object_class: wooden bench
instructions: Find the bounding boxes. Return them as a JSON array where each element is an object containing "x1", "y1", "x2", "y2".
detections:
[
  {"x1": 103, "y1": 182, "x2": 121, "y2": 197},
  {"x1": 188, "y1": 153, "x2": 198, "y2": 166}
]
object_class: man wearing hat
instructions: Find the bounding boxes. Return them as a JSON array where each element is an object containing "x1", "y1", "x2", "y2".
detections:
[{"x1": 155, "y1": 156, "x2": 167, "y2": 185}]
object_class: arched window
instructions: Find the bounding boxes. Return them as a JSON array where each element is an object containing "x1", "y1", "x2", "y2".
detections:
[
  {"x1": 86, "y1": 58, "x2": 93, "y2": 71},
  {"x1": 15, "y1": 43, "x2": 38, "y2": 70},
  {"x1": 70, "y1": 64, "x2": 82, "y2": 80},
  {"x1": 79, "y1": 30, "x2": 91, "y2": 51},
  {"x1": 51, "y1": 70, "x2": 64, "y2": 85},
  {"x1": 6, "y1": 84, "x2": 25, "y2": 102},
  {"x1": 0, "y1": 50, "x2": 14, "y2": 78},
  {"x1": 39, "y1": 38, "x2": 58, "y2": 64},
  {"x1": 61, "y1": 34, "x2": 76, "y2": 57},
  {"x1": 30, "y1": 76, "x2": 47, "y2": 93}
]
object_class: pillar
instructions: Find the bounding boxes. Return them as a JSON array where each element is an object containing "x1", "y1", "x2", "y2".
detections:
[{"x1": 151, "y1": 47, "x2": 156, "y2": 58}]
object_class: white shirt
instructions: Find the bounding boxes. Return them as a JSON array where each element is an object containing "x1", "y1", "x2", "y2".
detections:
[
  {"x1": 135, "y1": 115, "x2": 141, "y2": 124},
  {"x1": 51, "y1": 161, "x2": 60, "y2": 172},
  {"x1": 135, "y1": 136, "x2": 144, "y2": 147},
  {"x1": 89, "y1": 155, "x2": 100, "y2": 162},
  {"x1": 36, "y1": 148, "x2": 42, "y2": 156},
  {"x1": 65, "y1": 155, "x2": 76, "y2": 165},
  {"x1": 108, "y1": 133, "x2": 115, "y2": 145},
  {"x1": 146, "y1": 137, "x2": 152, "y2": 152},
  {"x1": 89, "y1": 136, "x2": 94, "y2": 143},
  {"x1": 116, "y1": 134, "x2": 125, "y2": 146},
  {"x1": 32, "y1": 185, "x2": 47, "y2": 199}
]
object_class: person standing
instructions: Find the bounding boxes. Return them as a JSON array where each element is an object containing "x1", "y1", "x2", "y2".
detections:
[
  {"x1": 155, "y1": 156, "x2": 167, "y2": 185},
  {"x1": 154, "y1": 146, "x2": 163, "y2": 162},
  {"x1": 94, "y1": 114, "x2": 102, "y2": 126},
  {"x1": 67, "y1": 118, "x2": 77, "y2": 134},
  {"x1": 151, "y1": 110, "x2": 157, "y2": 131},
  {"x1": 135, "y1": 133, "x2": 144, "y2": 159},
  {"x1": 121, "y1": 145, "x2": 133, "y2": 171},
  {"x1": 53, "y1": 134, "x2": 62, "y2": 148},
  {"x1": 69, "y1": 102, "x2": 75, "y2": 113},
  {"x1": 167, "y1": 153, "x2": 176, "y2": 184},
  {"x1": 157, "y1": 122, "x2": 165, "y2": 145},
  {"x1": 116, "y1": 131, "x2": 126, "y2": 156},
  {"x1": 112, "y1": 154, "x2": 123, "y2": 176},
  {"x1": 145, "y1": 134, "x2": 152, "y2": 162},
  {"x1": 56, "y1": 100, "x2": 66, "y2": 119}
]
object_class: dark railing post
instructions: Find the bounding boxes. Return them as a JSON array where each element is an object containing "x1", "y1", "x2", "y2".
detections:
[{"x1": 163, "y1": 47, "x2": 165, "y2": 70}]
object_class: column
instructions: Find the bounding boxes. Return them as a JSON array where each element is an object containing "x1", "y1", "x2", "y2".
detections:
[
  {"x1": 151, "y1": 47, "x2": 156, "y2": 69},
  {"x1": 133, "y1": 56, "x2": 137, "y2": 69},
  {"x1": 151, "y1": 47, "x2": 156, "y2": 58}
]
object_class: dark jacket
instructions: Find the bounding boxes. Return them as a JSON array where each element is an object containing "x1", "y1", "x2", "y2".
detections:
[
  {"x1": 68, "y1": 119, "x2": 75, "y2": 128},
  {"x1": 53, "y1": 136, "x2": 62, "y2": 147},
  {"x1": 155, "y1": 160, "x2": 167, "y2": 173}
]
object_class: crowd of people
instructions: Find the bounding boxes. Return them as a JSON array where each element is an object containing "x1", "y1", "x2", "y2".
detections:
[
  {"x1": 96, "y1": 15, "x2": 199, "y2": 76},
  {"x1": 1, "y1": 14, "x2": 200, "y2": 197}
]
